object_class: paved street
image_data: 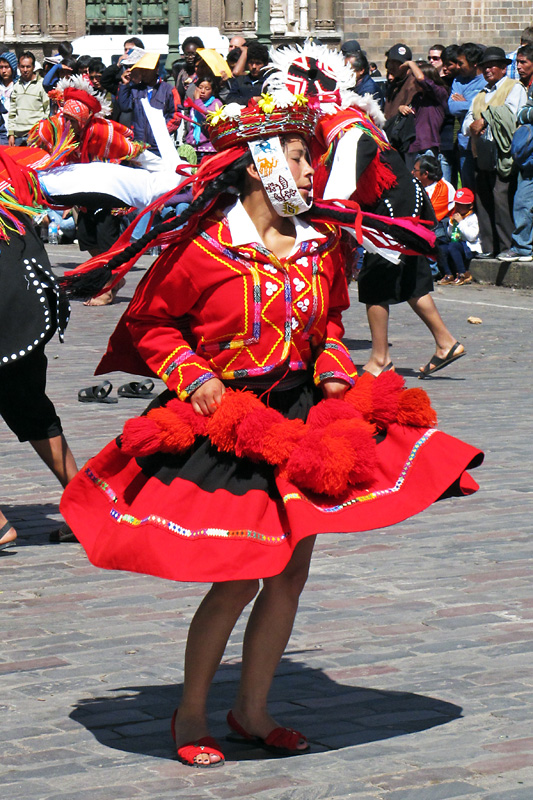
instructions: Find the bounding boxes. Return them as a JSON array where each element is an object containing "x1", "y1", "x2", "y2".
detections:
[{"x1": 2, "y1": 243, "x2": 533, "y2": 799}]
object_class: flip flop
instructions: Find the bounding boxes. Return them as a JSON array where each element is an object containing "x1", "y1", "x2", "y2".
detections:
[
  {"x1": 117, "y1": 379, "x2": 155, "y2": 399},
  {"x1": 0, "y1": 520, "x2": 16, "y2": 551},
  {"x1": 418, "y1": 342, "x2": 465, "y2": 379},
  {"x1": 363, "y1": 362, "x2": 395, "y2": 376},
  {"x1": 78, "y1": 380, "x2": 118, "y2": 404}
]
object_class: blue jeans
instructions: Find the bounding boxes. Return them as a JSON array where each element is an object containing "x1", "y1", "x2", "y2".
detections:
[
  {"x1": 439, "y1": 240, "x2": 472, "y2": 275},
  {"x1": 511, "y1": 172, "x2": 533, "y2": 255},
  {"x1": 458, "y1": 147, "x2": 476, "y2": 191},
  {"x1": 439, "y1": 150, "x2": 457, "y2": 187}
]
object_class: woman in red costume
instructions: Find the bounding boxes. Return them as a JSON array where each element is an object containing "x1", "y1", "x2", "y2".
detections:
[{"x1": 60, "y1": 94, "x2": 482, "y2": 768}]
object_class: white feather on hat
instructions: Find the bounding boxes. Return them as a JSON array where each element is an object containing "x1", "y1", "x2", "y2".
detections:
[
  {"x1": 53, "y1": 75, "x2": 113, "y2": 119},
  {"x1": 264, "y1": 41, "x2": 385, "y2": 128}
]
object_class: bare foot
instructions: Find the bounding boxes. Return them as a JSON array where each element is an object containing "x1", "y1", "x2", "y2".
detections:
[
  {"x1": 84, "y1": 278, "x2": 125, "y2": 307},
  {"x1": 0, "y1": 512, "x2": 17, "y2": 551},
  {"x1": 172, "y1": 710, "x2": 223, "y2": 766}
]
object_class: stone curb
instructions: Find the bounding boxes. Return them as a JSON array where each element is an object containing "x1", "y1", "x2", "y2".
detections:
[{"x1": 470, "y1": 258, "x2": 533, "y2": 289}]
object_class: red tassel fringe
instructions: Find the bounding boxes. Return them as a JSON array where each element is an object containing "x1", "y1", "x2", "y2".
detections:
[{"x1": 119, "y1": 373, "x2": 437, "y2": 497}]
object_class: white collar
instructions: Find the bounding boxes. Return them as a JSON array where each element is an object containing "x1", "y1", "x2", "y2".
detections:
[
  {"x1": 485, "y1": 76, "x2": 508, "y2": 93},
  {"x1": 223, "y1": 198, "x2": 326, "y2": 256}
]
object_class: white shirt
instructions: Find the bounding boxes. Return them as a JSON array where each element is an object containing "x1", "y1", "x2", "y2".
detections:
[{"x1": 224, "y1": 198, "x2": 326, "y2": 258}]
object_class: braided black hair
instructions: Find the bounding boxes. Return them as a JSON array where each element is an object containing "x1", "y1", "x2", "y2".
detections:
[{"x1": 63, "y1": 151, "x2": 254, "y2": 298}]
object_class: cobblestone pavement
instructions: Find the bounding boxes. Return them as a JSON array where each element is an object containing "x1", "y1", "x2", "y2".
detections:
[{"x1": 2, "y1": 243, "x2": 533, "y2": 799}]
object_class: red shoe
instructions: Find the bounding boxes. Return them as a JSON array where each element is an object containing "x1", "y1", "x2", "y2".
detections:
[
  {"x1": 171, "y1": 709, "x2": 225, "y2": 768},
  {"x1": 226, "y1": 709, "x2": 309, "y2": 756}
]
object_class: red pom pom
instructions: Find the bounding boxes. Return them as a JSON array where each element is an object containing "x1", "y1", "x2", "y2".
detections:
[
  {"x1": 120, "y1": 417, "x2": 164, "y2": 456},
  {"x1": 166, "y1": 398, "x2": 207, "y2": 436},
  {"x1": 262, "y1": 418, "x2": 306, "y2": 464},
  {"x1": 307, "y1": 398, "x2": 362, "y2": 427},
  {"x1": 397, "y1": 388, "x2": 437, "y2": 428},
  {"x1": 285, "y1": 434, "x2": 335, "y2": 494},
  {"x1": 206, "y1": 389, "x2": 263, "y2": 452},
  {"x1": 235, "y1": 405, "x2": 284, "y2": 461},
  {"x1": 285, "y1": 418, "x2": 377, "y2": 496},
  {"x1": 148, "y1": 407, "x2": 195, "y2": 453},
  {"x1": 323, "y1": 419, "x2": 377, "y2": 486},
  {"x1": 371, "y1": 371, "x2": 405, "y2": 428},
  {"x1": 345, "y1": 372, "x2": 374, "y2": 419}
]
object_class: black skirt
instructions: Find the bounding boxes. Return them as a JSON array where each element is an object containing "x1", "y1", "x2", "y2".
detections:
[{"x1": 358, "y1": 252, "x2": 434, "y2": 305}]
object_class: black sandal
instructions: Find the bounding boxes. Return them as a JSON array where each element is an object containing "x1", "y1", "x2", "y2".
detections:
[
  {"x1": 0, "y1": 520, "x2": 16, "y2": 551},
  {"x1": 418, "y1": 342, "x2": 465, "y2": 379},
  {"x1": 117, "y1": 379, "x2": 155, "y2": 398},
  {"x1": 49, "y1": 524, "x2": 78, "y2": 543},
  {"x1": 78, "y1": 380, "x2": 118, "y2": 404}
]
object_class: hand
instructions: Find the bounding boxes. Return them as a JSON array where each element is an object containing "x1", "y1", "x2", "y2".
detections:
[
  {"x1": 451, "y1": 212, "x2": 462, "y2": 223},
  {"x1": 451, "y1": 92, "x2": 466, "y2": 101},
  {"x1": 190, "y1": 377, "x2": 226, "y2": 416},
  {"x1": 398, "y1": 104, "x2": 414, "y2": 116},
  {"x1": 469, "y1": 118, "x2": 485, "y2": 136},
  {"x1": 8, "y1": 134, "x2": 14, "y2": 146},
  {"x1": 320, "y1": 378, "x2": 350, "y2": 400},
  {"x1": 193, "y1": 86, "x2": 201, "y2": 100},
  {"x1": 121, "y1": 68, "x2": 131, "y2": 84},
  {"x1": 219, "y1": 69, "x2": 229, "y2": 81}
]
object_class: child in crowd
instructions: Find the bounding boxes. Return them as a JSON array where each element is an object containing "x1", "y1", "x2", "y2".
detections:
[
  {"x1": 184, "y1": 75, "x2": 222, "y2": 161},
  {"x1": 437, "y1": 188, "x2": 481, "y2": 285}
]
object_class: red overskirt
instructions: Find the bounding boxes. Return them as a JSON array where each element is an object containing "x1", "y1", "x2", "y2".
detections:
[{"x1": 60, "y1": 422, "x2": 483, "y2": 583}]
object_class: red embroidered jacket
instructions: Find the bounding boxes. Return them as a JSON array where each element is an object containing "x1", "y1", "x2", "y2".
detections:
[{"x1": 97, "y1": 209, "x2": 357, "y2": 400}]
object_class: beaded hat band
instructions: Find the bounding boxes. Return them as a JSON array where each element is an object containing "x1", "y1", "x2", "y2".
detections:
[{"x1": 208, "y1": 94, "x2": 317, "y2": 152}]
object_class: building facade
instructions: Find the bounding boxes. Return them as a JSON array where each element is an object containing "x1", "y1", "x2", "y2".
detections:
[{"x1": 0, "y1": 1, "x2": 527, "y2": 68}]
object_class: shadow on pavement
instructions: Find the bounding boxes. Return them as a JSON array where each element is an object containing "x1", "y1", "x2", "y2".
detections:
[
  {"x1": 342, "y1": 337, "x2": 373, "y2": 351},
  {"x1": 1, "y1": 502, "x2": 65, "y2": 548},
  {"x1": 70, "y1": 660, "x2": 462, "y2": 761}
]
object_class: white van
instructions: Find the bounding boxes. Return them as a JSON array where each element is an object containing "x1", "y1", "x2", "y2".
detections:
[{"x1": 71, "y1": 28, "x2": 229, "y2": 66}]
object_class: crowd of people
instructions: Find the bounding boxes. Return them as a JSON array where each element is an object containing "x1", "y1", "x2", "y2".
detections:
[{"x1": 0, "y1": 30, "x2": 531, "y2": 268}]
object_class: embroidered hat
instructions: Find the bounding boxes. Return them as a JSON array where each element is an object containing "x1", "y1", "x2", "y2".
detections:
[
  {"x1": 64, "y1": 87, "x2": 102, "y2": 115},
  {"x1": 208, "y1": 94, "x2": 317, "y2": 151},
  {"x1": 48, "y1": 76, "x2": 112, "y2": 119},
  {"x1": 454, "y1": 188, "x2": 474, "y2": 204}
]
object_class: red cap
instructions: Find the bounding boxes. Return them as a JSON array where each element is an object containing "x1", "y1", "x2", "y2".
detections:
[{"x1": 454, "y1": 188, "x2": 474, "y2": 204}]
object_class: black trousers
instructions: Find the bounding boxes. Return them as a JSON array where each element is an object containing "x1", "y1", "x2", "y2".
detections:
[
  {"x1": 475, "y1": 169, "x2": 515, "y2": 255},
  {"x1": 0, "y1": 345, "x2": 62, "y2": 442}
]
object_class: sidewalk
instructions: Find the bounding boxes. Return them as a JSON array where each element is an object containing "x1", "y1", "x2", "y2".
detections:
[{"x1": 2, "y1": 243, "x2": 533, "y2": 799}]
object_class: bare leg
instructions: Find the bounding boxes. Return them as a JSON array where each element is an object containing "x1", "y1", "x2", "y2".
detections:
[
  {"x1": 29, "y1": 434, "x2": 78, "y2": 489},
  {"x1": 173, "y1": 579, "x2": 259, "y2": 765},
  {"x1": 0, "y1": 508, "x2": 17, "y2": 547},
  {"x1": 363, "y1": 303, "x2": 393, "y2": 375},
  {"x1": 408, "y1": 294, "x2": 464, "y2": 370},
  {"x1": 230, "y1": 535, "x2": 316, "y2": 745}
]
